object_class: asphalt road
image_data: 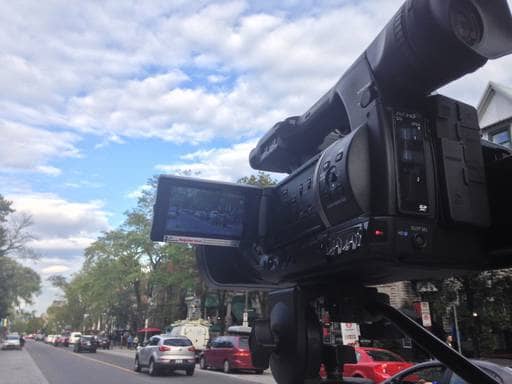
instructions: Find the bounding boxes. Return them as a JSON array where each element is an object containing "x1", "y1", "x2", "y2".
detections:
[{"x1": 25, "y1": 341, "x2": 274, "y2": 384}]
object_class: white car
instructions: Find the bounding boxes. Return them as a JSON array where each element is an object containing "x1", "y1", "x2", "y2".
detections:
[
  {"x1": 1, "y1": 334, "x2": 21, "y2": 350},
  {"x1": 69, "y1": 332, "x2": 82, "y2": 345}
]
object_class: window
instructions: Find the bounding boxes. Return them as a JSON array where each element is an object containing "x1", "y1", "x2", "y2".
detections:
[
  {"x1": 149, "y1": 337, "x2": 159, "y2": 346},
  {"x1": 397, "y1": 365, "x2": 446, "y2": 384},
  {"x1": 164, "y1": 338, "x2": 192, "y2": 346},
  {"x1": 449, "y1": 368, "x2": 503, "y2": 384},
  {"x1": 366, "y1": 349, "x2": 404, "y2": 362},
  {"x1": 490, "y1": 128, "x2": 511, "y2": 148}
]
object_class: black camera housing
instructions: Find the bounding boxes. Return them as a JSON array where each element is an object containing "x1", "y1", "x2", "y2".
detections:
[{"x1": 151, "y1": 0, "x2": 512, "y2": 289}]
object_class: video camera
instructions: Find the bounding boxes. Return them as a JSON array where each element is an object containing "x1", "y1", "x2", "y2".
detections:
[
  {"x1": 152, "y1": 0, "x2": 512, "y2": 289},
  {"x1": 152, "y1": 1, "x2": 512, "y2": 382}
]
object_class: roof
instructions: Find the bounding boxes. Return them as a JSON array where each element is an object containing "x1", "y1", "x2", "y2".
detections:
[{"x1": 477, "y1": 81, "x2": 512, "y2": 123}]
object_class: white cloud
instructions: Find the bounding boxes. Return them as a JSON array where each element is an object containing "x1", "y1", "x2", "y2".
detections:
[
  {"x1": 0, "y1": 120, "x2": 80, "y2": 173},
  {"x1": 41, "y1": 265, "x2": 71, "y2": 274},
  {"x1": 35, "y1": 165, "x2": 62, "y2": 176},
  {"x1": 126, "y1": 184, "x2": 152, "y2": 199},
  {"x1": 1, "y1": 0, "x2": 511, "y2": 152},
  {"x1": 156, "y1": 139, "x2": 281, "y2": 181},
  {"x1": 8, "y1": 193, "x2": 110, "y2": 256}
]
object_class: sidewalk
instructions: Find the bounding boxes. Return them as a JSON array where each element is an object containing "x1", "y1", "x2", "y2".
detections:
[
  {"x1": 98, "y1": 346, "x2": 136, "y2": 358},
  {"x1": 0, "y1": 347, "x2": 49, "y2": 384}
]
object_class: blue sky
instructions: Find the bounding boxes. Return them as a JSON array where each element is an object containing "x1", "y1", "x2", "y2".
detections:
[{"x1": 2, "y1": 0, "x2": 512, "y2": 314}]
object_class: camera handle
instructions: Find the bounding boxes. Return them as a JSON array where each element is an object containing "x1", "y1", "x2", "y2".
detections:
[{"x1": 250, "y1": 286, "x2": 499, "y2": 384}]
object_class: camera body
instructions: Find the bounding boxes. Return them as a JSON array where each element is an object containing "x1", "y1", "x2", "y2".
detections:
[{"x1": 151, "y1": 0, "x2": 512, "y2": 289}]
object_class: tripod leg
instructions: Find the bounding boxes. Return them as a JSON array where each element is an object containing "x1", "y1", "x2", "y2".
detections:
[{"x1": 369, "y1": 301, "x2": 499, "y2": 384}]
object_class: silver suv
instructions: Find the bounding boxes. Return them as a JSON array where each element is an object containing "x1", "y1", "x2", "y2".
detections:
[{"x1": 134, "y1": 335, "x2": 195, "y2": 376}]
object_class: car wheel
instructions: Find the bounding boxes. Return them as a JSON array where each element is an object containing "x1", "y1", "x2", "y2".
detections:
[
  {"x1": 134, "y1": 356, "x2": 141, "y2": 372},
  {"x1": 186, "y1": 368, "x2": 194, "y2": 376},
  {"x1": 91, "y1": 349, "x2": 96, "y2": 353},
  {"x1": 255, "y1": 369, "x2": 264, "y2": 374},
  {"x1": 148, "y1": 358, "x2": 158, "y2": 376},
  {"x1": 223, "y1": 360, "x2": 231, "y2": 373},
  {"x1": 199, "y1": 356, "x2": 207, "y2": 370}
]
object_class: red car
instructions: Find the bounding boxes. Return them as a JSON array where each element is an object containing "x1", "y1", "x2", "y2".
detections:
[
  {"x1": 54, "y1": 335, "x2": 69, "y2": 347},
  {"x1": 199, "y1": 335, "x2": 263, "y2": 374},
  {"x1": 343, "y1": 347, "x2": 412, "y2": 383}
]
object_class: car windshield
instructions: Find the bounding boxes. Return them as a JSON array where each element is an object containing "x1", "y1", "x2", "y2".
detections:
[
  {"x1": 81, "y1": 337, "x2": 92, "y2": 341},
  {"x1": 366, "y1": 350, "x2": 404, "y2": 362},
  {"x1": 7, "y1": 336, "x2": 19, "y2": 340},
  {"x1": 164, "y1": 338, "x2": 192, "y2": 346}
]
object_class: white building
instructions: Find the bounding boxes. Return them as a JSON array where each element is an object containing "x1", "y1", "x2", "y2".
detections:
[{"x1": 478, "y1": 81, "x2": 512, "y2": 148}]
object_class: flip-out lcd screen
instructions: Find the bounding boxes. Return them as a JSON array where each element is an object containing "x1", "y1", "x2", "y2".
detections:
[
  {"x1": 166, "y1": 186, "x2": 245, "y2": 238},
  {"x1": 151, "y1": 175, "x2": 261, "y2": 247}
]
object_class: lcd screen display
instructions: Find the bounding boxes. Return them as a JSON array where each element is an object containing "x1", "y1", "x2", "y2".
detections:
[{"x1": 165, "y1": 186, "x2": 245, "y2": 238}]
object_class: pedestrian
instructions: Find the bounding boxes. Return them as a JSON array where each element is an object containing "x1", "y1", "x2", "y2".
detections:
[
  {"x1": 133, "y1": 335, "x2": 139, "y2": 349},
  {"x1": 446, "y1": 335, "x2": 453, "y2": 348},
  {"x1": 19, "y1": 335, "x2": 25, "y2": 349},
  {"x1": 127, "y1": 334, "x2": 133, "y2": 349}
]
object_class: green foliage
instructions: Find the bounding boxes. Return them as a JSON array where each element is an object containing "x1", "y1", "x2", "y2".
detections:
[
  {"x1": 0, "y1": 194, "x2": 40, "y2": 319},
  {"x1": 237, "y1": 171, "x2": 278, "y2": 186},
  {"x1": 47, "y1": 177, "x2": 200, "y2": 331},
  {"x1": 10, "y1": 310, "x2": 45, "y2": 334},
  {"x1": 45, "y1": 173, "x2": 277, "y2": 332},
  {"x1": 428, "y1": 270, "x2": 512, "y2": 356},
  {"x1": 0, "y1": 257, "x2": 41, "y2": 318}
]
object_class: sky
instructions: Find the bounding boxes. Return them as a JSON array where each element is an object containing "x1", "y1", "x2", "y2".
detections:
[{"x1": 2, "y1": 0, "x2": 512, "y2": 315}]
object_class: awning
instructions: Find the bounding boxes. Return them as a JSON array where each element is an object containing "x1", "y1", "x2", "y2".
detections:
[{"x1": 137, "y1": 327, "x2": 161, "y2": 333}]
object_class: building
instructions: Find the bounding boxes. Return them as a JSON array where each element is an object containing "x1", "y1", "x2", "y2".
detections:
[{"x1": 478, "y1": 81, "x2": 512, "y2": 148}]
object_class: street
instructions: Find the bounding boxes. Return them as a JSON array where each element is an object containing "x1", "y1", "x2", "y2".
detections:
[{"x1": 0, "y1": 341, "x2": 276, "y2": 384}]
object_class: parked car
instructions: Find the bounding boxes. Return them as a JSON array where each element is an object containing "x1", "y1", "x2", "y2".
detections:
[
  {"x1": 69, "y1": 332, "x2": 82, "y2": 345},
  {"x1": 46, "y1": 334, "x2": 57, "y2": 344},
  {"x1": 55, "y1": 335, "x2": 69, "y2": 347},
  {"x1": 343, "y1": 347, "x2": 413, "y2": 383},
  {"x1": 73, "y1": 335, "x2": 97, "y2": 353},
  {"x1": 96, "y1": 336, "x2": 111, "y2": 349},
  {"x1": 382, "y1": 359, "x2": 512, "y2": 384},
  {"x1": 134, "y1": 335, "x2": 195, "y2": 376},
  {"x1": 199, "y1": 335, "x2": 263, "y2": 374},
  {"x1": 35, "y1": 333, "x2": 45, "y2": 342},
  {"x1": 1, "y1": 334, "x2": 21, "y2": 350}
]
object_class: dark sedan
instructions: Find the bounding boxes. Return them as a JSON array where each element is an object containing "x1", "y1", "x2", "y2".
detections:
[
  {"x1": 382, "y1": 360, "x2": 512, "y2": 384},
  {"x1": 73, "y1": 336, "x2": 97, "y2": 353}
]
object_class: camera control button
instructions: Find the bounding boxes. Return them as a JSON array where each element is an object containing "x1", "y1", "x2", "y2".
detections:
[{"x1": 412, "y1": 233, "x2": 427, "y2": 249}]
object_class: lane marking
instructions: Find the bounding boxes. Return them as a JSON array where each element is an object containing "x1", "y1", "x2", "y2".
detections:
[
  {"x1": 28, "y1": 342, "x2": 139, "y2": 376},
  {"x1": 70, "y1": 352, "x2": 139, "y2": 374}
]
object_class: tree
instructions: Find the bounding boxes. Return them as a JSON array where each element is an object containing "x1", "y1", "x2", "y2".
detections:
[
  {"x1": 0, "y1": 257, "x2": 41, "y2": 318},
  {"x1": 51, "y1": 177, "x2": 201, "y2": 332},
  {"x1": 428, "y1": 270, "x2": 512, "y2": 356},
  {"x1": 237, "y1": 171, "x2": 278, "y2": 187},
  {"x1": 0, "y1": 195, "x2": 40, "y2": 319}
]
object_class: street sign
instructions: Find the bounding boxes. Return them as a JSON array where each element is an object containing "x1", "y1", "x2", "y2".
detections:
[
  {"x1": 341, "y1": 322, "x2": 361, "y2": 345},
  {"x1": 420, "y1": 302, "x2": 432, "y2": 327}
]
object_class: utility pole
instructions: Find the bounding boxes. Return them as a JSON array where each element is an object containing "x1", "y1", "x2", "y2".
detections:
[
  {"x1": 453, "y1": 304, "x2": 462, "y2": 354},
  {"x1": 243, "y1": 291, "x2": 249, "y2": 328}
]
